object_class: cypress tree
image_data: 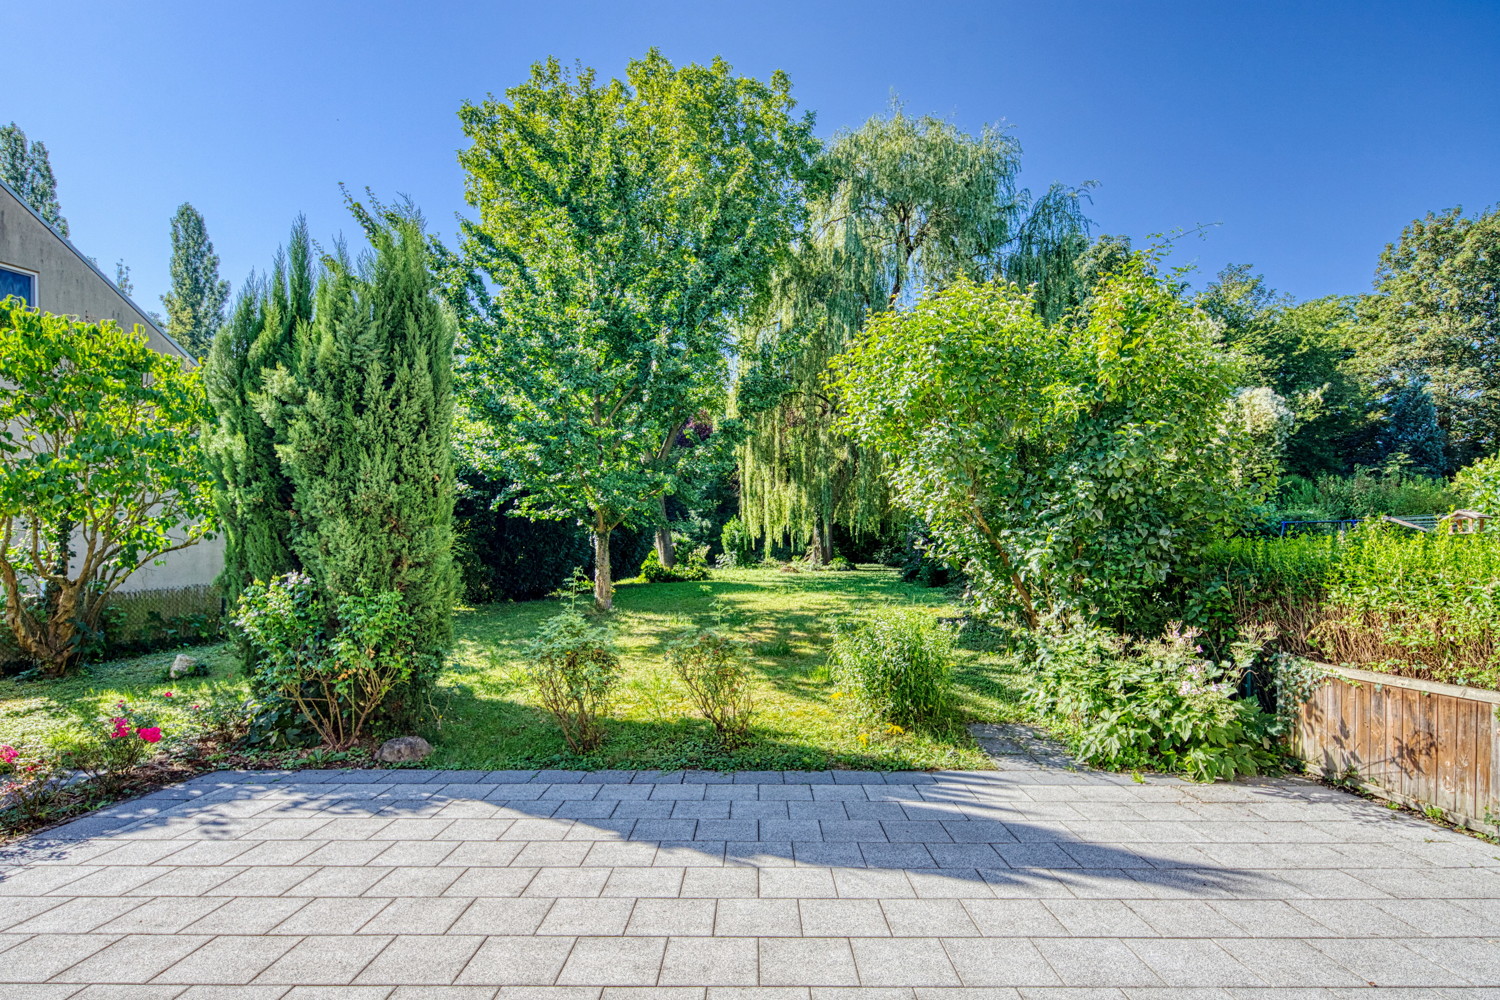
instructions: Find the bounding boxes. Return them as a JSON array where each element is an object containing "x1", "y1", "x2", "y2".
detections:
[
  {"x1": 0, "y1": 122, "x2": 68, "y2": 236},
  {"x1": 203, "y1": 220, "x2": 313, "y2": 602},
  {"x1": 277, "y1": 212, "x2": 457, "y2": 660},
  {"x1": 163, "y1": 203, "x2": 231, "y2": 357}
]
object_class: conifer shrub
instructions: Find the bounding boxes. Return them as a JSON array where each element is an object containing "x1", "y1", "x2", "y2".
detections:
[
  {"x1": 524, "y1": 610, "x2": 620, "y2": 752},
  {"x1": 667, "y1": 628, "x2": 755, "y2": 746},
  {"x1": 829, "y1": 607, "x2": 954, "y2": 729}
]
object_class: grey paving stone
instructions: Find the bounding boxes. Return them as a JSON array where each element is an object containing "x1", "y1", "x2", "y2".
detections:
[
  {"x1": 661, "y1": 937, "x2": 759, "y2": 985},
  {"x1": 626, "y1": 898, "x2": 716, "y2": 936},
  {"x1": 1032, "y1": 939, "x2": 1164, "y2": 988},
  {"x1": 455, "y1": 935, "x2": 574, "y2": 986},
  {"x1": 152, "y1": 935, "x2": 300, "y2": 985},
  {"x1": 759, "y1": 938, "x2": 860, "y2": 987},
  {"x1": 800, "y1": 899, "x2": 890, "y2": 936},
  {"x1": 557, "y1": 936, "x2": 668, "y2": 986},
  {"x1": 539, "y1": 897, "x2": 635, "y2": 935},
  {"x1": 55, "y1": 933, "x2": 213, "y2": 983},
  {"x1": 255, "y1": 934, "x2": 392, "y2": 984},
  {"x1": 942, "y1": 938, "x2": 1060, "y2": 986},
  {"x1": 355, "y1": 935, "x2": 485, "y2": 985},
  {"x1": 850, "y1": 938, "x2": 960, "y2": 986}
]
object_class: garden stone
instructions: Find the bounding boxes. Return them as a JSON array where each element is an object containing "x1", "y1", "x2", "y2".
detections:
[
  {"x1": 376, "y1": 735, "x2": 433, "y2": 763},
  {"x1": 169, "y1": 653, "x2": 199, "y2": 679}
]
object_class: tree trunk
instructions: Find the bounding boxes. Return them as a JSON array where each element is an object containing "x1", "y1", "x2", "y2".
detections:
[
  {"x1": 809, "y1": 520, "x2": 827, "y2": 565},
  {"x1": 653, "y1": 495, "x2": 676, "y2": 569},
  {"x1": 592, "y1": 522, "x2": 614, "y2": 612}
]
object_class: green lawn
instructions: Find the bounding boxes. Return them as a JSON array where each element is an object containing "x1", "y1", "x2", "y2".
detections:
[{"x1": 1, "y1": 566, "x2": 1031, "y2": 771}]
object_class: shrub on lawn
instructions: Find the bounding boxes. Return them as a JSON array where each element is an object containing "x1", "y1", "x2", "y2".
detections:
[
  {"x1": 0, "y1": 742, "x2": 68, "y2": 825},
  {"x1": 718, "y1": 517, "x2": 758, "y2": 568},
  {"x1": 667, "y1": 628, "x2": 755, "y2": 746},
  {"x1": 1025, "y1": 626, "x2": 1283, "y2": 781},
  {"x1": 232, "y1": 572, "x2": 429, "y2": 749},
  {"x1": 829, "y1": 607, "x2": 954, "y2": 728},
  {"x1": 525, "y1": 609, "x2": 621, "y2": 752},
  {"x1": 640, "y1": 546, "x2": 711, "y2": 583}
]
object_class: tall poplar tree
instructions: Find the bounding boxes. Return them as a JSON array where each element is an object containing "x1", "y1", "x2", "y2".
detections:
[
  {"x1": 738, "y1": 107, "x2": 1092, "y2": 561},
  {"x1": 453, "y1": 50, "x2": 819, "y2": 610},
  {"x1": 203, "y1": 219, "x2": 314, "y2": 603},
  {"x1": 162, "y1": 203, "x2": 230, "y2": 357},
  {"x1": 0, "y1": 122, "x2": 68, "y2": 235}
]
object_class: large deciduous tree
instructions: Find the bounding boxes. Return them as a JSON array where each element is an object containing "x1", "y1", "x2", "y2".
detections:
[
  {"x1": 1361, "y1": 205, "x2": 1500, "y2": 471},
  {"x1": 0, "y1": 122, "x2": 67, "y2": 236},
  {"x1": 0, "y1": 301, "x2": 214, "y2": 675},
  {"x1": 451, "y1": 50, "x2": 820, "y2": 609},
  {"x1": 162, "y1": 203, "x2": 231, "y2": 358},
  {"x1": 831, "y1": 259, "x2": 1251, "y2": 630},
  {"x1": 737, "y1": 107, "x2": 1092, "y2": 562}
]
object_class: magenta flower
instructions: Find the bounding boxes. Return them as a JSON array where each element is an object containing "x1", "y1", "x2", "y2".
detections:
[
  {"x1": 136, "y1": 727, "x2": 162, "y2": 744},
  {"x1": 0, "y1": 745, "x2": 17, "y2": 764}
]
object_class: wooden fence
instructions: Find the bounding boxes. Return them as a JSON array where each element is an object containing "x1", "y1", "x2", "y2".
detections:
[{"x1": 1295, "y1": 664, "x2": 1499, "y2": 834}]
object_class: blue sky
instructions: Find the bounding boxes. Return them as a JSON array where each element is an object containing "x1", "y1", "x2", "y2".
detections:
[{"x1": 5, "y1": 0, "x2": 1497, "y2": 313}]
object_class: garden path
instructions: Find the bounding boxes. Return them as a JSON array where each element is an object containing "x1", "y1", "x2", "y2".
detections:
[{"x1": 0, "y1": 759, "x2": 1497, "y2": 998}]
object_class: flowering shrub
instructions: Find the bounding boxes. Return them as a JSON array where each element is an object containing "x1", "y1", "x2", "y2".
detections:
[
  {"x1": 0, "y1": 742, "x2": 66, "y2": 823},
  {"x1": 1025, "y1": 625, "x2": 1283, "y2": 782},
  {"x1": 233, "y1": 572, "x2": 427, "y2": 749}
]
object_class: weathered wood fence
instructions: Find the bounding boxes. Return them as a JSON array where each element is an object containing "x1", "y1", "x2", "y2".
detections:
[{"x1": 1295, "y1": 664, "x2": 1499, "y2": 834}]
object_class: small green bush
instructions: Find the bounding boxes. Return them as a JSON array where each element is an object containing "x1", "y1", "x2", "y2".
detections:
[
  {"x1": 525, "y1": 609, "x2": 620, "y2": 752},
  {"x1": 719, "y1": 517, "x2": 758, "y2": 568},
  {"x1": 1025, "y1": 626, "x2": 1283, "y2": 782},
  {"x1": 826, "y1": 556, "x2": 854, "y2": 572},
  {"x1": 667, "y1": 628, "x2": 755, "y2": 746},
  {"x1": 232, "y1": 572, "x2": 427, "y2": 749},
  {"x1": 640, "y1": 546, "x2": 711, "y2": 583},
  {"x1": 829, "y1": 607, "x2": 954, "y2": 728}
]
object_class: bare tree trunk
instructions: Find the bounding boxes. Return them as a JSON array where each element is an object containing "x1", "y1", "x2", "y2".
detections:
[
  {"x1": 809, "y1": 519, "x2": 826, "y2": 564},
  {"x1": 592, "y1": 521, "x2": 614, "y2": 612},
  {"x1": 653, "y1": 495, "x2": 675, "y2": 569},
  {"x1": 821, "y1": 520, "x2": 833, "y2": 565}
]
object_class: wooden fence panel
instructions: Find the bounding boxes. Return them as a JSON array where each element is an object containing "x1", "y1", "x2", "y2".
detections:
[{"x1": 1296, "y1": 664, "x2": 1499, "y2": 835}]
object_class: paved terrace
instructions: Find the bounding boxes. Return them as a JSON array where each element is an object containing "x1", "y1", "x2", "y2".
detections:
[{"x1": 1, "y1": 751, "x2": 1498, "y2": 999}]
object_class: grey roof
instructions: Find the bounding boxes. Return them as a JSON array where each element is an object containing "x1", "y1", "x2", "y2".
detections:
[{"x1": 0, "y1": 173, "x2": 192, "y2": 359}]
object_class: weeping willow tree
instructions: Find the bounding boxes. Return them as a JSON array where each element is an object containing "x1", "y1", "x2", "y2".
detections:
[{"x1": 737, "y1": 106, "x2": 1093, "y2": 561}]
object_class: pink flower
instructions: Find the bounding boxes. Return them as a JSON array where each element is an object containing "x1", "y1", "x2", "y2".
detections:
[
  {"x1": 191, "y1": 704, "x2": 201, "y2": 711},
  {"x1": 110, "y1": 717, "x2": 132, "y2": 739},
  {"x1": 163, "y1": 692, "x2": 174, "y2": 698},
  {"x1": 0, "y1": 745, "x2": 17, "y2": 764},
  {"x1": 136, "y1": 727, "x2": 162, "y2": 744}
]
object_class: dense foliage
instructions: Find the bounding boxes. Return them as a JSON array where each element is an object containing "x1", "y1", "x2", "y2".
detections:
[
  {"x1": 738, "y1": 107, "x2": 1092, "y2": 563},
  {"x1": 1025, "y1": 627, "x2": 1283, "y2": 781},
  {"x1": 833, "y1": 259, "x2": 1252, "y2": 630},
  {"x1": 0, "y1": 303, "x2": 214, "y2": 675},
  {"x1": 0, "y1": 121, "x2": 67, "y2": 235},
  {"x1": 232, "y1": 572, "x2": 425, "y2": 748},
  {"x1": 1185, "y1": 525, "x2": 1500, "y2": 690},
  {"x1": 450, "y1": 50, "x2": 820, "y2": 609}
]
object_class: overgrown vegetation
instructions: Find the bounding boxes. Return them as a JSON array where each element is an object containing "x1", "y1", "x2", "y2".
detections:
[
  {"x1": 1185, "y1": 524, "x2": 1500, "y2": 689},
  {"x1": 829, "y1": 607, "x2": 955, "y2": 729}
]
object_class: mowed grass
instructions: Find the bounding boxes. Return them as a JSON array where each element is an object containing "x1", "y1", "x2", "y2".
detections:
[
  {"x1": 0, "y1": 566, "x2": 1032, "y2": 771},
  {"x1": 433, "y1": 566, "x2": 1029, "y2": 771}
]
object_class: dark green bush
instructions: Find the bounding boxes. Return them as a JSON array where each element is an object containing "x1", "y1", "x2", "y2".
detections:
[
  {"x1": 829, "y1": 607, "x2": 954, "y2": 728},
  {"x1": 640, "y1": 546, "x2": 711, "y2": 583}
]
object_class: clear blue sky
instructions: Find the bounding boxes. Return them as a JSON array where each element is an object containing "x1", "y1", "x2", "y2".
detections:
[{"x1": 6, "y1": 0, "x2": 1497, "y2": 314}]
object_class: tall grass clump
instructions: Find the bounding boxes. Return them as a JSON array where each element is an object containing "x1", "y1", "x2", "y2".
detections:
[{"x1": 829, "y1": 607, "x2": 953, "y2": 728}]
